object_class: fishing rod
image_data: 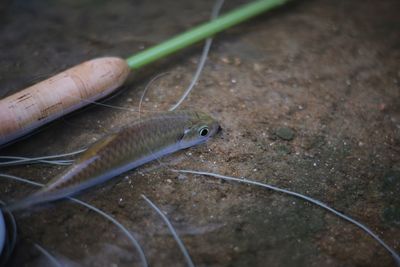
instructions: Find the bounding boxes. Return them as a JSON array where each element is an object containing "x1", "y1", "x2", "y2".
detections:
[{"x1": 0, "y1": 0, "x2": 289, "y2": 146}]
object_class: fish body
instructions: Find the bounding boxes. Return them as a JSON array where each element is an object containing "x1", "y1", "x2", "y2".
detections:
[{"x1": 8, "y1": 110, "x2": 220, "y2": 210}]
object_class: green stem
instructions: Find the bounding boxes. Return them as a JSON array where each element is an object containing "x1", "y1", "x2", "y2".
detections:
[{"x1": 126, "y1": 0, "x2": 288, "y2": 70}]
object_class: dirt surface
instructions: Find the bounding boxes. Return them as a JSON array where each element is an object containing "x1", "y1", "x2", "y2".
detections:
[{"x1": 1, "y1": 0, "x2": 399, "y2": 266}]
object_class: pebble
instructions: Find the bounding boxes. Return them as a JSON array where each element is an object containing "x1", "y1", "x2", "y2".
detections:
[
  {"x1": 253, "y1": 63, "x2": 263, "y2": 72},
  {"x1": 275, "y1": 127, "x2": 295, "y2": 141}
]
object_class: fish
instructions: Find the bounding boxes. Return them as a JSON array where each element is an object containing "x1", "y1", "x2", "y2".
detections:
[{"x1": 7, "y1": 110, "x2": 220, "y2": 211}]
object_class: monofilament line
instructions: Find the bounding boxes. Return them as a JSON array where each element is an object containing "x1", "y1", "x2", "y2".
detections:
[
  {"x1": 0, "y1": 149, "x2": 85, "y2": 167},
  {"x1": 141, "y1": 194, "x2": 195, "y2": 267},
  {"x1": 173, "y1": 169, "x2": 400, "y2": 266},
  {"x1": 0, "y1": 173, "x2": 148, "y2": 267},
  {"x1": 34, "y1": 243, "x2": 63, "y2": 267},
  {"x1": 169, "y1": 0, "x2": 225, "y2": 111},
  {"x1": 138, "y1": 72, "x2": 171, "y2": 118}
]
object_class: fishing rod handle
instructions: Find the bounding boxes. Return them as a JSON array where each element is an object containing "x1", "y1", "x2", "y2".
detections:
[{"x1": 0, "y1": 57, "x2": 130, "y2": 146}]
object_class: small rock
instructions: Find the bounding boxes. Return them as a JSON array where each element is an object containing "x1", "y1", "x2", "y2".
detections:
[
  {"x1": 220, "y1": 56, "x2": 231, "y2": 64},
  {"x1": 253, "y1": 63, "x2": 263, "y2": 72},
  {"x1": 275, "y1": 127, "x2": 295, "y2": 141},
  {"x1": 118, "y1": 198, "x2": 125, "y2": 208}
]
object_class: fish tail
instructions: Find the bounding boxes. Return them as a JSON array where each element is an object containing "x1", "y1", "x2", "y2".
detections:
[
  {"x1": 4, "y1": 191, "x2": 56, "y2": 212},
  {"x1": 4, "y1": 196, "x2": 38, "y2": 212}
]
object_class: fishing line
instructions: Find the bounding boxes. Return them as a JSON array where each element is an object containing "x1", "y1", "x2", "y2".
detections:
[
  {"x1": 0, "y1": 157, "x2": 74, "y2": 167},
  {"x1": 0, "y1": 173, "x2": 148, "y2": 267},
  {"x1": 138, "y1": 72, "x2": 171, "y2": 118},
  {"x1": 135, "y1": 0, "x2": 225, "y2": 259},
  {"x1": 142, "y1": 194, "x2": 195, "y2": 267},
  {"x1": 169, "y1": 0, "x2": 225, "y2": 111},
  {"x1": 0, "y1": 149, "x2": 85, "y2": 166},
  {"x1": 34, "y1": 243, "x2": 63, "y2": 267},
  {"x1": 173, "y1": 169, "x2": 400, "y2": 266}
]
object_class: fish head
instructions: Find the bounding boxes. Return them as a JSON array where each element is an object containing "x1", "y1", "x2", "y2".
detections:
[{"x1": 179, "y1": 111, "x2": 220, "y2": 149}]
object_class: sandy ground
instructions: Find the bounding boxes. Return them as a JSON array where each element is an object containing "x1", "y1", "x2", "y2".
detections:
[{"x1": 0, "y1": 0, "x2": 399, "y2": 266}]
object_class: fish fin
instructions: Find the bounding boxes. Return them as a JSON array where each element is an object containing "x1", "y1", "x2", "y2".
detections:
[
  {"x1": 5, "y1": 135, "x2": 121, "y2": 212},
  {"x1": 41, "y1": 133, "x2": 119, "y2": 191}
]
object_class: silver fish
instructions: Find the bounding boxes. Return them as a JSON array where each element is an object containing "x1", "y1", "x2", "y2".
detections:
[{"x1": 8, "y1": 110, "x2": 220, "y2": 210}]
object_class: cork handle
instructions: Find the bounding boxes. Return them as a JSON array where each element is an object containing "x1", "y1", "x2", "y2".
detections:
[{"x1": 0, "y1": 57, "x2": 130, "y2": 146}]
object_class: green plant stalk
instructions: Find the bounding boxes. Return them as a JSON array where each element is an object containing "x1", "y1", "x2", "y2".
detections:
[{"x1": 126, "y1": 0, "x2": 288, "y2": 69}]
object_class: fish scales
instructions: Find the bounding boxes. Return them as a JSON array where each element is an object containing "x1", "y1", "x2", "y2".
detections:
[{"x1": 48, "y1": 112, "x2": 195, "y2": 191}]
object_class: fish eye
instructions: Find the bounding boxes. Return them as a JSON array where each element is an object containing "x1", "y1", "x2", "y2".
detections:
[{"x1": 198, "y1": 126, "x2": 209, "y2": 137}]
